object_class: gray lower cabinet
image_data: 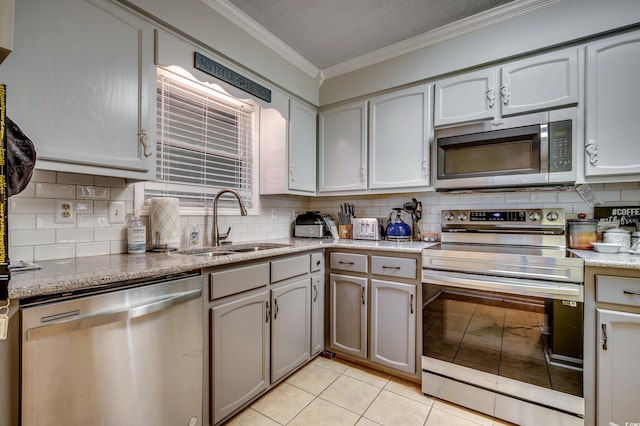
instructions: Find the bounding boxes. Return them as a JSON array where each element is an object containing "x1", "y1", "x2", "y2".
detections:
[
  {"x1": 310, "y1": 271, "x2": 325, "y2": 356},
  {"x1": 271, "y1": 278, "x2": 311, "y2": 382},
  {"x1": 370, "y1": 279, "x2": 416, "y2": 374},
  {"x1": 328, "y1": 251, "x2": 420, "y2": 377},
  {"x1": 329, "y1": 273, "x2": 368, "y2": 359},
  {"x1": 211, "y1": 290, "x2": 270, "y2": 423},
  {"x1": 207, "y1": 251, "x2": 322, "y2": 425}
]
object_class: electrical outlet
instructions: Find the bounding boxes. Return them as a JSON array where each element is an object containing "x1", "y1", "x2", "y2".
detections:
[
  {"x1": 55, "y1": 199, "x2": 75, "y2": 224},
  {"x1": 108, "y1": 201, "x2": 126, "y2": 224}
]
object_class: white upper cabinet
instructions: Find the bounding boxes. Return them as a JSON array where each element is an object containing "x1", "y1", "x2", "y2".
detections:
[
  {"x1": 319, "y1": 84, "x2": 432, "y2": 194},
  {"x1": 584, "y1": 30, "x2": 640, "y2": 178},
  {"x1": 260, "y1": 97, "x2": 317, "y2": 195},
  {"x1": 0, "y1": 0, "x2": 155, "y2": 179},
  {"x1": 318, "y1": 101, "x2": 368, "y2": 192},
  {"x1": 369, "y1": 84, "x2": 431, "y2": 189},
  {"x1": 434, "y1": 48, "x2": 578, "y2": 127},
  {"x1": 288, "y1": 100, "x2": 317, "y2": 193},
  {"x1": 434, "y1": 69, "x2": 497, "y2": 127}
]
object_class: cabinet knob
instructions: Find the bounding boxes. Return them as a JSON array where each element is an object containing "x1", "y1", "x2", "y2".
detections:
[
  {"x1": 486, "y1": 88, "x2": 496, "y2": 108},
  {"x1": 139, "y1": 129, "x2": 152, "y2": 157},
  {"x1": 500, "y1": 84, "x2": 510, "y2": 105},
  {"x1": 585, "y1": 140, "x2": 598, "y2": 165}
]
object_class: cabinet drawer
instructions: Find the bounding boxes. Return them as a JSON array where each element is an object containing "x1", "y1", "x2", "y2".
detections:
[
  {"x1": 311, "y1": 252, "x2": 324, "y2": 272},
  {"x1": 330, "y1": 252, "x2": 368, "y2": 273},
  {"x1": 371, "y1": 256, "x2": 416, "y2": 279},
  {"x1": 209, "y1": 262, "x2": 270, "y2": 300},
  {"x1": 271, "y1": 254, "x2": 310, "y2": 283},
  {"x1": 596, "y1": 275, "x2": 640, "y2": 307}
]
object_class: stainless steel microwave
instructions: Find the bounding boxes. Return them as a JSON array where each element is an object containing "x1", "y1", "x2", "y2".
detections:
[{"x1": 433, "y1": 108, "x2": 577, "y2": 191}]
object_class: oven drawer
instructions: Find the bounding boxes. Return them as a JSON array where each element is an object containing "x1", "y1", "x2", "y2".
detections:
[
  {"x1": 596, "y1": 275, "x2": 640, "y2": 307},
  {"x1": 329, "y1": 252, "x2": 368, "y2": 273},
  {"x1": 371, "y1": 256, "x2": 416, "y2": 279}
]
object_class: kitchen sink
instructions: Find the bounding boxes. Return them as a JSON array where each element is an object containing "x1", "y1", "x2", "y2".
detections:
[{"x1": 177, "y1": 242, "x2": 292, "y2": 257}]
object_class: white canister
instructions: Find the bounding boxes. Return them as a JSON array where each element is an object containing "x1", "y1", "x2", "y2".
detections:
[
  {"x1": 631, "y1": 231, "x2": 640, "y2": 251},
  {"x1": 603, "y1": 227, "x2": 631, "y2": 251}
]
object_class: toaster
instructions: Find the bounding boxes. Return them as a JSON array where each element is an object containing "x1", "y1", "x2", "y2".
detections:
[
  {"x1": 352, "y1": 218, "x2": 383, "y2": 240},
  {"x1": 294, "y1": 211, "x2": 338, "y2": 238}
]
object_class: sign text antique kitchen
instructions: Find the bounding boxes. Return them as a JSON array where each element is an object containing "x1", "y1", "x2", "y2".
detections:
[{"x1": 194, "y1": 52, "x2": 272, "y2": 103}]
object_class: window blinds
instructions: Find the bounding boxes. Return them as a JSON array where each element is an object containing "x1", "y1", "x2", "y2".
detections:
[{"x1": 146, "y1": 68, "x2": 255, "y2": 210}]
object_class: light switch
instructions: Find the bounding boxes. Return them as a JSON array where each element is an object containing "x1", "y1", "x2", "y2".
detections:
[{"x1": 108, "y1": 201, "x2": 126, "y2": 224}]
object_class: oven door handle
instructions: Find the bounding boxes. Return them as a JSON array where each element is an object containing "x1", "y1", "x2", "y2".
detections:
[{"x1": 422, "y1": 270, "x2": 582, "y2": 302}]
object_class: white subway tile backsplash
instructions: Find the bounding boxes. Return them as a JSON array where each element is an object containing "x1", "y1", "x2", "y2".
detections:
[
  {"x1": 9, "y1": 214, "x2": 36, "y2": 230},
  {"x1": 94, "y1": 227, "x2": 126, "y2": 242},
  {"x1": 34, "y1": 244, "x2": 76, "y2": 261},
  {"x1": 10, "y1": 229, "x2": 56, "y2": 246},
  {"x1": 31, "y1": 170, "x2": 56, "y2": 183},
  {"x1": 9, "y1": 246, "x2": 34, "y2": 263},
  {"x1": 75, "y1": 201, "x2": 93, "y2": 214},
  {"x1": 75, "y1": 241, "x2": 111, "y2": 257},
  {"x1": 77, "y1": 186, "x2": 110, "y2": 200},
  {"x1": 110, "y1": 187, "x2": 135, "y2": 201},
  {"x1": 77, "y1": 215, "x2": 110, "y2": 228},
  {"x1": 36, "y1": 214, "x2": 76, "y2": 229},
  {"x1": 621, "y1": 190, "x2": 640, "y2": 201},
  {"x1": 57, "y1": 173, "x2": 94, "y2": 185},
  {"x1": 35, "y1": 182, "x2": 75, "y2": 198},
  {"x1": 10, "y1": 198, "x2": 54, "y2": 214},
  {"x1": 95, "y1": 176, "x2": 127, "y2": 188},
  {"x1": 56, "y1": 228, "x2": 94, "y2": 244}
]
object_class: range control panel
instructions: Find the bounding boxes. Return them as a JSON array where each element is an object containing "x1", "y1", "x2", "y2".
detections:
[{"x1": 441, "y1": 208, "x2": 565, "y2": 228}]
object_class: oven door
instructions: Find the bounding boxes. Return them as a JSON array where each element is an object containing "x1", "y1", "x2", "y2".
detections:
[{"x1": 422, "y1": 269, "x2": 584, "y2": 423}]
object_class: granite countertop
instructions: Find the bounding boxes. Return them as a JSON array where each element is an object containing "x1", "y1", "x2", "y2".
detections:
[
  {"x1": 8, "y1": 238, "x2": 434, "y2": 300},
  {"x1": 570, "y1": 248, "x2": 640, "y2": 270}
]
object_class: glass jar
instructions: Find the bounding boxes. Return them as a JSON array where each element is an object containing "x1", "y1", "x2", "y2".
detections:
[{"x1": 567, "y1": 219, "x2": 597, "y2": 250}]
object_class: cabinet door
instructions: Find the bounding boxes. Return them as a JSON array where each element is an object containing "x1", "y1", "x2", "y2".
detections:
[
  {"x1": 597, "y1": 308, "x2": 640, "y2": 426},
  {"x1": 310, "y1": 272, "x2": 325, "y2": 356},
  {"x1": 585, "y1": 31, "x2": 640, "y2": 177},
  {"x1": 1, "y1": 0, "x2": 154, "y2": 179},
  {"x1": 369, "y1": 84, "x2": 431, "y2": 189},
  {"x1": 271, "y1": 278, "x2": 311, "y2": 382},
  {"x1": 370, "y1": 279, "x2": 416, "y2": 374},
  {"x1": 212, "y1": 291, "x2": 270, "y2": 423},
  {"x1": 318, "y1": 101, "x2": 368, "y2": 192},
  {"x1": 500, "y1": 48, "x2": 578, "y2": 117},
  {"x1": 288, "y1": 99, "x2": 317, "y2": 193},
  {"x1": 329, "y1": 273, "x2": 367, "y2": 359},
  {"x1": 434, "y1": 69, "x2": 497, "y2": 127}
]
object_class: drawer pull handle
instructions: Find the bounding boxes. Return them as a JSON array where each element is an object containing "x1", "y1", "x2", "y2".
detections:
[
  {"x1": 265, "y1": 301, "x2": 270, "y2": 323},
  {"x1": 623, "y1": 290, "x2": 640, "y2": 296},
  {"x1": 313, "y1": 284, "x2": 318, "y2": 302},
  {"x1": 410, "y1": 294, "x2": 414, "y2": 314},
  {"x1": 382, "y1": 266, "x2": 401, "y2": 270},
  {"x1": 274, "y1": 299, "x2": 279, "y2": 320},
  {"x1": 362, "y1": 287, "x2": 365, "y2": 305},
  {"x1": 339, "y1": 261, "x2": 354, "y2": 265},
  {"x1": 601, "y1": 323, "x2": 608, "y2": 351}
]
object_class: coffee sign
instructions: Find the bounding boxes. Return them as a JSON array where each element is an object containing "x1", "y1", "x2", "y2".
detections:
[{"x1": 594, "y1": 206, "x2": 640, "y2": 229}]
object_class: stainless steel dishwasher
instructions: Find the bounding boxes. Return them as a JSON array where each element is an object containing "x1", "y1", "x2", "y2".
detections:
[{"x1": 20, "y1": 271, "x2": 203, "y2": 426}]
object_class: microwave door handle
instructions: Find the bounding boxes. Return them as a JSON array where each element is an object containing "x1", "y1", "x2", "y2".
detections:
[
  {"x1": 422, "y1": 270, "x2": 582, "y2": 301},
  {"x1": 25, "y1": 288, "x2": 202, "y2": 341}
]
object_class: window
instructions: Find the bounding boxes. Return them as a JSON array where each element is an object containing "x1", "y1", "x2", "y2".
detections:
[{"x1": 142, "y1": 67, "x2": 256, "y2": 213}]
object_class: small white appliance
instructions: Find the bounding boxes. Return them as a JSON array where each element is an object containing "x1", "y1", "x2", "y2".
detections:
[{"x1": 352, "y1": 218, "x2": 382, "y2": 240}]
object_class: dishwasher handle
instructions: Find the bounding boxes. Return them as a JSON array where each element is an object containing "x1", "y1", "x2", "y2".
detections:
[{"x1": 26, "y1": 288, "x2": 202, "y2": 341}]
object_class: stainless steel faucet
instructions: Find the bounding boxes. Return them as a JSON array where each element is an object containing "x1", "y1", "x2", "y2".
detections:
[{"x1": 212, "y1": 189, "x2": 248, "y2": 246}]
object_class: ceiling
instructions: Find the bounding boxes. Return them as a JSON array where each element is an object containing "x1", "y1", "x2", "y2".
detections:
[
  {"x1": 204, "y1": 0, "x2": 546, "y2": 79},
  {"x1": 225, "y1": 0, "x2": 514, "y2": 69}
]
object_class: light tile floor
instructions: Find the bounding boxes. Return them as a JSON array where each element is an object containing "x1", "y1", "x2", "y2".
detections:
[{"x1": 225, "y1": 356, "x2": 514, "y2": 426}]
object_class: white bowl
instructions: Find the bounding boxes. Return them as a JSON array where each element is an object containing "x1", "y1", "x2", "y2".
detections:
[{"x1": 591, "y1": 242, "x2": 623, "y2": 253}]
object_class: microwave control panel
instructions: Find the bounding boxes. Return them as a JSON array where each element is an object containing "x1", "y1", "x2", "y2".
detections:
[{"x1": 549, "y1": 120, "x2": 572, "y2": 172}]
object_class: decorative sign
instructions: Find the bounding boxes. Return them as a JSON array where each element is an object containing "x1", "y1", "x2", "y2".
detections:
[
  {"x1": 594, "y1": 206, "x2": 640, "y2": 229},
  {"x1": 194, "y1": 52, "x2": 271, "y2": 103}
]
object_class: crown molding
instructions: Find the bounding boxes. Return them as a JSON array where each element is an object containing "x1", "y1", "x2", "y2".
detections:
[
  {"x1": 202, "y1": 0, "x2": 321, "y2": 80},
  {"x1": 203, "y1": 0, "x2": 561, "y2": 85}
]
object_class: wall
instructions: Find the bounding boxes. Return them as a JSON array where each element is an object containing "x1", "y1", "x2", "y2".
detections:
[
  {"x1": 310, "y1": 184, "x2": 640, "y2": 237},
  {"x1": 8, "y1": 170, "x2": 309, "y2": 262},
  {"x1": 320, "y1": 0, "x2": 640, "y2": 105}
]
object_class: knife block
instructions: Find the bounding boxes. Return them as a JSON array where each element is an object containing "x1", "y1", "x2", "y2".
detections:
[{"x1": 338, "y1": 224, "x2": 353, "y2": 239}]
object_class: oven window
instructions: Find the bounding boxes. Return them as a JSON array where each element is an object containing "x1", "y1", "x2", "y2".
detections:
[{"x1": 423, "y1": 290, "x2": 583, "y2": 397}]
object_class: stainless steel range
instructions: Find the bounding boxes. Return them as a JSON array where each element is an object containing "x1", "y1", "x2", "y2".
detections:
[{"x1": 421, "y1": 208, "x2": 584, "y2": 426}]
